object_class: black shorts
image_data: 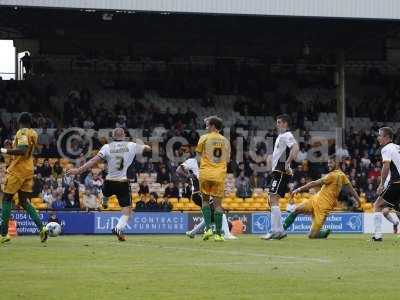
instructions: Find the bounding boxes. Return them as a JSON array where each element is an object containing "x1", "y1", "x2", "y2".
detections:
[
  {"x1": 268, "y1": 171, "x2": 291, "y2": 198},
  {"x1": 102, "y1": 180, "x2": 132, "y2": 208},
  {"x1": 380, "y1": 182, "x2": 400, "y2": 211}
]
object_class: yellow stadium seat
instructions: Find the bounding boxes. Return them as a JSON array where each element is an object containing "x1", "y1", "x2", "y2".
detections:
[{"x1": 180, "y1": 198, "x2": 190, "y2": 203}]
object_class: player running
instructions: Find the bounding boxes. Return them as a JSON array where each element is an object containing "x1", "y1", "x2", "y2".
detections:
[
  {"x1": 176, "y1": 156, "x2": 236, "y2": 240},
  {"x1": 261, "y1": 114, "x2": 299, "y2": 240},
  {"x1": 196, "y1": 116, "x2": 230, "y2": 242},
  {"x1": 67, "y1": 128, "x2": 150, "y2": 241},
  {"x1": 0, "y1": 113, "x2": 48, "y2": 243},
  {"x1": 372, "y1": 127, "x2": 400, "y2": 242},
  {"x1": 283, "y1": 156, "x2": 360, "y2": 239}
]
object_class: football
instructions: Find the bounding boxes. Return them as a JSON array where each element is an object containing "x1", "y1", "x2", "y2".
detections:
[{"x1": 46, "y1": 222, "x2": 62, "y2": 237}]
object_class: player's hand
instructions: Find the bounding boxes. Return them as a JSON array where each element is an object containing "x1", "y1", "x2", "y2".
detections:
[
  {"x1": 377, "y1": 184, "x2": 384, "y2": 195},
  {"x1": 285, "y1": 161, "x2": 293, "y2": 175},
  {"x1": 66, "y1": 168, "x2": 80, "y2": 176},
  {"x1": 291, "y1": 188, "x2": 300, "y2": 197}
]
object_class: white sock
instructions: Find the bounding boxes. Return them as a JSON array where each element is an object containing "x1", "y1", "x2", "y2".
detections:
[
  {"x1": 271, "y1": 206, "x2": 283, "y2": 233},
  {"x1": 116, "y1": 215, "x2": 129, "y2": 230},
  {"x1": 222, "y1": 214, "x2": 231, "y2": 237},
  {"x1": 386, "y1": 212, "x2": 400, "y2": 225},
  {"x1": 374, "y1": 212, "x2": 383, "y2": 239},
  {"x1": 190, "y1": 220, "x2": 205, "y2": 235}
]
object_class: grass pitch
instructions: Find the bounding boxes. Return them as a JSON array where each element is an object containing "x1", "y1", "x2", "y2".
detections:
[{"x1": 1, "y1": 234, "x2": 400, "y2": 300}]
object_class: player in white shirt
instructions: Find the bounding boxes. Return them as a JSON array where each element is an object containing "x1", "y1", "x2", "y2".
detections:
[
  {"x1": 261, "y1": 114, "x2": 299, "y2": 240},
  {"x1": 372, "y1": 127, "x2": 400, "y2": 241},
  {"x1": 176, "y1": 156, "x2": 237, "y2": 240},
  {"x1": 67, "y1": 128, "x2": 151, "y2": 241}
]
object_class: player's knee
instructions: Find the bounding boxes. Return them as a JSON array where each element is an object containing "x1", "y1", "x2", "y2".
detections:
[{"x1": 382, "y1": 207, "x2": 390, "y2": 217}]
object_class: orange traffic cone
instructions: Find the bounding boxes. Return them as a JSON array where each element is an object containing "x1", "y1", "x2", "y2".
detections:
[{"x1": 8, "y1": 220, "x2": 17, "y2": 237}]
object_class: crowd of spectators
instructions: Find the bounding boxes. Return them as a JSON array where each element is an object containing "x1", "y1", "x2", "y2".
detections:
[{"x1": 2, "y1": 68, "x2": 400, "y2": 209}]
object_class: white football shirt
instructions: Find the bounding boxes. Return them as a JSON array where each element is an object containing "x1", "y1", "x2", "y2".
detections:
[
  {"x1": 381, "y1": 142, "x2": 400, "y2": 183},
  {"x1": 181, "y1": 158, "x2": 199, "y2": 179},
  {"x1": 271, "y1": 131, "x2": 297, "y2": 172},
  {"x1": 97, "y1": 141, "x2": 145, "y2": 180}
]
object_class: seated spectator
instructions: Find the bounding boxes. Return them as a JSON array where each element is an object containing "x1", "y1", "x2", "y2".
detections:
[
  {"x1": 146, "y1": 192, "x2": 159, "y2": 211},
  {"x1": 159, "y1": 197, "x2": 173, "y2": 212},
  {"x1": 52, "y1": 197, "x2": 66, "y2": 210},
  {"x1": 41, "y1": 184, "x2": 53, "y2": 205},
  {"x1": 39, "y1": 159, "x2": 52, "y2": 179},
  {"x1": 164, "y1": 182, "x2": 179, "y2": 199},
  {"x1": 135, "y1": 195, "x2": 147, "y2": 212},
  {"x1": 236, "y1": 171, "x2": 252, "y2": 199},
  {"x1": 139, "y1": 180, "x2": 150, "y2": 196},
  {"x1": 52, "y1": 159, "x2": 63, "y2": 177},
  {"x1": 32, "y1": 174, "x2": 44, "y2": 197},
  {"x1": 63, "y1": 184, "x2": 80, "y2": 209},
  {"x1": 365, "y1": 183, "x2": 377, "y2": 203},
  {"x1": 82, "y1": 189, "x2": 99, "y2": 210}
]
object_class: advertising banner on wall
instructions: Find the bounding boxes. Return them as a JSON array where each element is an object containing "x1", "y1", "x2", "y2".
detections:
[
  {"x1": 189, "y1": 212, "x2": 252, "y2": 234},
  {"x1": 252, "y1": 212, "x2": 364, "y2": 234}
]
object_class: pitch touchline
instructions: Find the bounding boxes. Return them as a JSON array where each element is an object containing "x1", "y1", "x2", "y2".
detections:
[{"x1": 132, "y1": 243, "x2": 331, "y2": 264}]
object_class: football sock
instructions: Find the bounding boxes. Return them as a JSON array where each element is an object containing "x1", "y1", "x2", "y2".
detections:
[
  {"x1": 386, "y1": 212, "x2": 399, "y2": 225},
  {"x1": 20, "y1": 201, "x2": 43, "y2": 231},
  {"x1": 283, "y1": 212, "x2": 298, "y2": 230},
  {"x1": 214, "y1": 211, "x2": 223, "y2": 235},
  {"x1": 374, "y1": 212, "x2": 383, "y2": 239},
  {"x1": 201, "y1": 206, "x2": 212, "y2": 230},
  {"x1": 116, "y1": 215, "x2": 129, "y2": 230},
  {"x1": 190, "y1": 220, "x2": 205, "y2": 235},
  {"x1": 271, "y1": 206, "x2": 283, "y2": 233},
  {"x1": 222, "y1": 214, "x2": 230, "y2": 236},
  {"x1": 1, "y1": 198, "x2": 12, "y2": 236}
]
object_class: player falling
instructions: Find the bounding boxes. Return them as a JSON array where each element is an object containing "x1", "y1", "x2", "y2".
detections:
[
  {"x1": 372, "y1": 127, "x2": 400, "y2": 242},
  {"x1": 176, "y1": 155, "x2": 236, "y2": 240},
  {"x1": 261, "y1": 114, "x2": 299, "y2": 240},
  {"x1": 0, "y1": 113, "x2": 48, "y2": 243},
  {"x1": 196, "y1": 116, "x2": 230, "y2": 242},
  {"x1": 67, "y1": 128, "x2": 151, "y2": 241},
  {"x1": 283, "y1": 156, "x2": 360, "y2": 238}
]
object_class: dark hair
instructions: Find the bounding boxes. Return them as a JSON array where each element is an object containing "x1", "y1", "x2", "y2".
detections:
[
  {"x1": 379, "y1": 127, "x2": 394, "y2": 140},
  {"x1": 276, "y1": 114, "x2": 291, "y2": 127},
  {"x1": 150, "y1": 192, "x2": 158, "y2": 200},
  {"x1": 205, "y1": 116, "x2": 223, "y2": 131},
  {"x1": 18, "y1": 112, "x2": 32, "y2": 127}
]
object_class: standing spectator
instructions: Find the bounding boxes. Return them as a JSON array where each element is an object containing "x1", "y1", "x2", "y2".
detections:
[
  {"x1": 235, "y1": 171, "x2": 252, "y2": 199},
  {"x1": 164, "y1": 182, "x2": 179, "y2": 199},
  {"x1": 21, "y1": 52, "x2": 32, "y2": 76},
  {"x1": 157, "y1": 166, "x2": 170, "y2": 184},
  {"x1": 38, "y1": 127, "x2": 52, "y2": 149}
]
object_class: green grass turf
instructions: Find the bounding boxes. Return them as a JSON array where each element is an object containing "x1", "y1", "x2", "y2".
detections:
[{"x1": 1, "y1": 234, "x2": 400, "y2": 300}]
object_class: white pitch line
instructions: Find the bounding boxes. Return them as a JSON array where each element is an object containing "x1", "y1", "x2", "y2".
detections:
[{"x1": 132, "y1": 243, "x2": 331, "y2": 264}]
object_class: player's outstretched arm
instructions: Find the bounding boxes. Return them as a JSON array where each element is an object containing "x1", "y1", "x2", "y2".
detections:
[
  {"x1": 1, "y1": 145, "x2": 28, "y2": 156},
  {"x1": 66, "y1": 155, "x2": 103, "y2": 176},
  {"x1": 345, "y1": 183, "x2": 361, "y2": 208},
  {"x1": 291, "y1": 178, "x2": 324, "y2": 196}
]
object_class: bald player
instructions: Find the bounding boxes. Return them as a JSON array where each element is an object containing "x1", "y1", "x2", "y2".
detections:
[{"x1": 67, "y1": 128, "x2": 151, "y2": 241}]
